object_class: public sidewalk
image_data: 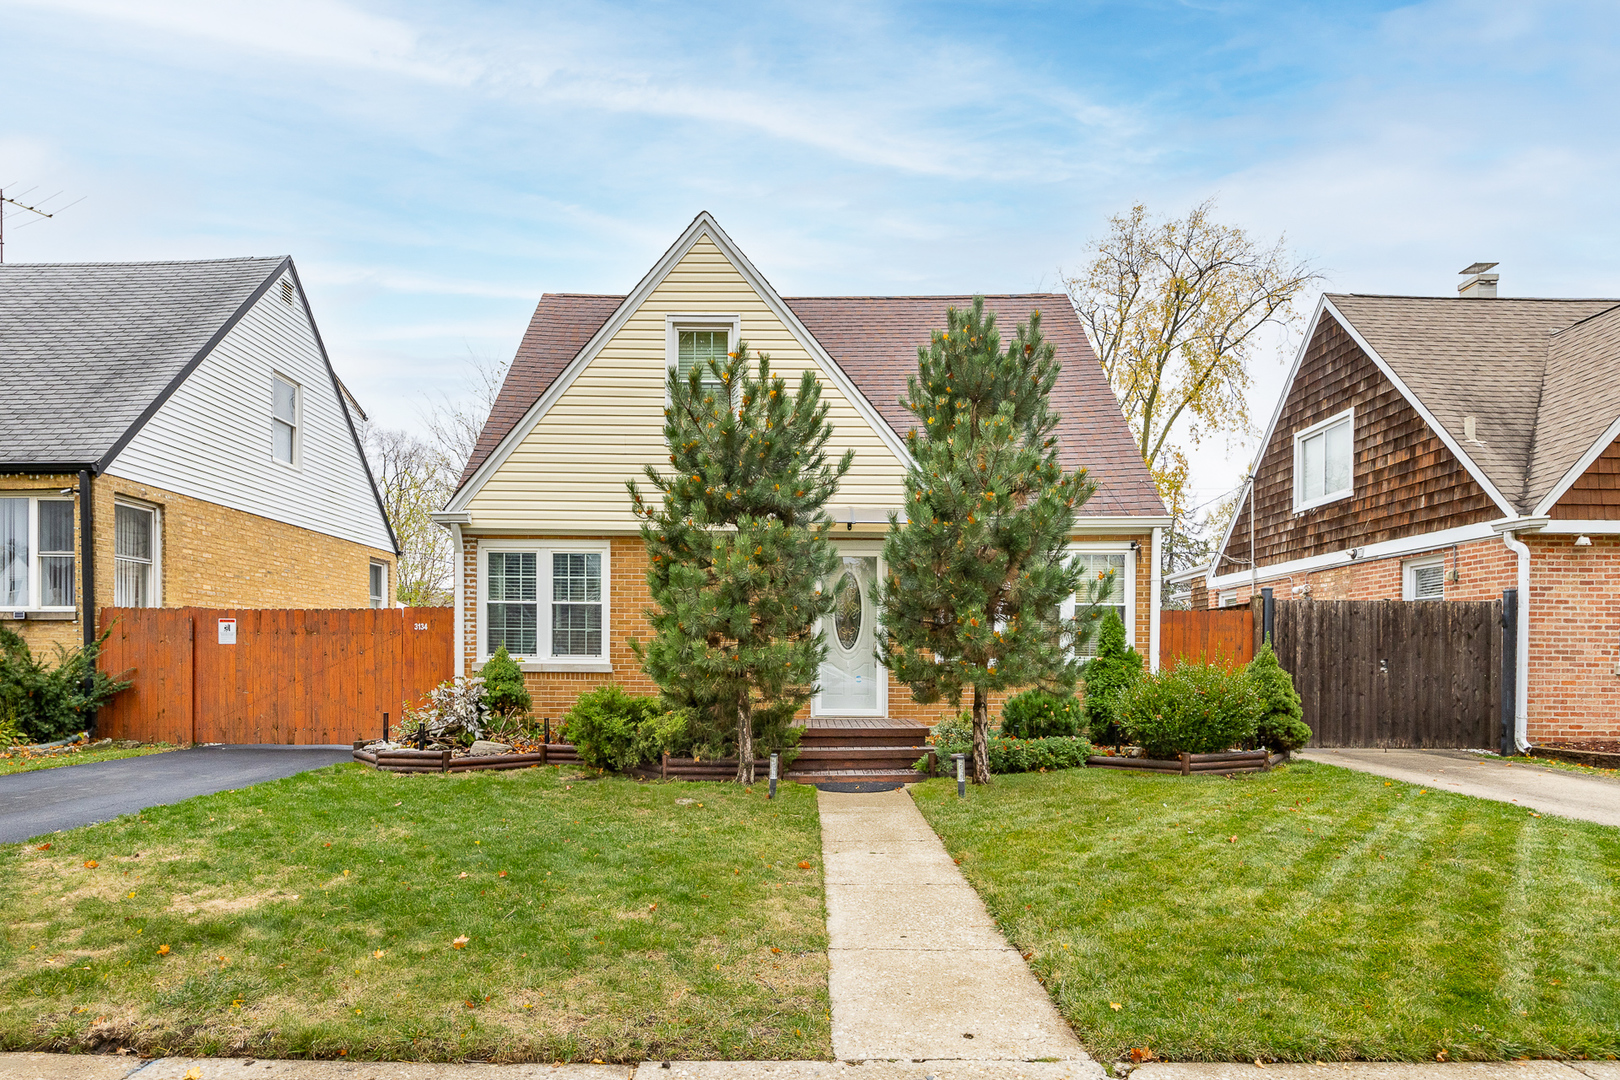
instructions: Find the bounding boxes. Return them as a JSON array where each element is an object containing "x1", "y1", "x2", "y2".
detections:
[
  {"x1": 816, "y1": 786, "x2": 1088, "y2": 1068},
  {"x1": 1297, "y1": 748, "x2": 1620, "y2": 828}
]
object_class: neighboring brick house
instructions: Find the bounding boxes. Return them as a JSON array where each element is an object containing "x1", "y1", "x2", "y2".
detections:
[
  {"x1": 0, "y1": 257, "x2": 399, "y2": 657},
  {"x1": 434, "y1": 212, "x2": 1168, "y2": 725},
  {"x1": 1199, "y1": 265, "x2": 1620, "y2": 747}
]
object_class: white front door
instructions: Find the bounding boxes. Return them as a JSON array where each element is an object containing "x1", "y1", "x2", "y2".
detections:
[{"x1": 813, "y1": 553, "x2": 885, "y2": 716}]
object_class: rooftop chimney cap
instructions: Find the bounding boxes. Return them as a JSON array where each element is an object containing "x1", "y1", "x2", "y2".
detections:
[{"x1": 1460, "y1": 262, "x2": 1499, "y2": 276}]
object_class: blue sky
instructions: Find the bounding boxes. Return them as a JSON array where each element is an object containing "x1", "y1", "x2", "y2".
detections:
[{"x1": 5, "y1": 0, "x2": 1618, "y2": 503}]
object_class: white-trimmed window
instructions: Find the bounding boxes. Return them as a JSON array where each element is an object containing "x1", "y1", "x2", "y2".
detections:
[
  {"x1": 1293, "y1": 408, "x2": 1354, "y2": 512},
  {"x1": 480, "y1": 543, "x2": 610, "y2": 665},
  {"x1": 666, "y1": 316, "x2": 739, "y2": 405},
  {"x1": 272, "y1": 373, "x2": 300, "y2": 466},
  {"x1": 1403, "y1": 556, "x2": 1445, "y2": 601},
  {"x1": 1061, "y1": 545, "x2": 1134, "y2": 657},
  {"x1": 369, "y1": 561, "x2": 388, "y2": 608},
  {"x1": 1, "y1": 495, "x2": 77, "y2": 610},
  {"x1": 1219, "y1": 590, "x2": 1240, "y2": 609},
  {"x1": 114, "y1": 503, "x2": 159, "y2": 608}
]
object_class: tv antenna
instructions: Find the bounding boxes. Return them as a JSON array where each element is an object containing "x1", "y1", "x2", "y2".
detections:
[{"x1": 1, "y1": 187, "x2": 82, "y2": 263}]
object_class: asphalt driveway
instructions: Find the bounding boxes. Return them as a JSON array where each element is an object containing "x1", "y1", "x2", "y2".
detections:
[
  {"x1": 1297, "y1": 747, "x2": 1620, "y2": 828},
  {"x1": 0, "y1": 745, "x2": 353, "y2": 844}
]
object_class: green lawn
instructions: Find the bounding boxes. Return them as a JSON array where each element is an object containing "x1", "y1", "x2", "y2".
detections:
[
  {"x1": 0, "y1": 763, "x2": 829, "y2": 1063},
  {"x1": 0, "y1": 743, "x2": 177, "y2": 777},
  {"x1": 912, "y1": 761, "x2": 1620, "y2": 1063}
]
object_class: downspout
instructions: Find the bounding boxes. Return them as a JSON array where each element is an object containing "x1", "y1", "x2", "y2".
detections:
[
  {"x1": 1500, "y1": 528, "x2": 1531, "y2": 753},
  {"x1": 450, "y1": 522, "x2": 465, "y2": 679},
  {"x1": 79, "y1": 469, "x2": 96, "y2": 648},
  {"x1": 1148, "y1": 526, "x2": 1162, "y2": 673}
]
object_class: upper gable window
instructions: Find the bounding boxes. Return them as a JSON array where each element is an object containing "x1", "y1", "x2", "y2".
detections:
[
  {"x1": 676, "y1": 328, "x2": 732, "y2": 402},
  {"x1": 1293, "y1": 408, "x2": 1354, "y2": 512},
  {"x1": 272, "y1": 374, "x2": 300, "y2": 466}
]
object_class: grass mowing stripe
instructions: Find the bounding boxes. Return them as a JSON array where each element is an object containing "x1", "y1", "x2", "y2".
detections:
[{"x1": 911, "y1": 761, "x2": 1620, "y2": 1063}]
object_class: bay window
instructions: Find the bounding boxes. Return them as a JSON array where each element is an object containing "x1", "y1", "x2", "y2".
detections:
[
  {"x1": 481, "y1": 544, "x2": 609, "y2": 665},
  {"x1": 1, "y1": 495, "x2": 77, "y2": 610}
]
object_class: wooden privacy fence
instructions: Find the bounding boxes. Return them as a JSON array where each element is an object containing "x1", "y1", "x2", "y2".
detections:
[
  {"x1": 1159, "y1": 608, "x2": 1256, "y2": 669},
  {"x1": 97, "y1": 607, "x2": 454, "y2": 746},
  {"x1": 1267, "y1": 598, "x2": 1501, "y2": 749}
]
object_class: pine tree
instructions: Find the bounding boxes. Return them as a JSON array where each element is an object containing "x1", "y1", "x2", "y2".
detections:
[
  {"x1": 629, "y1": 340, "x2": 852, "y2": 783},
  {"x1": 880, "y1": 297, "x2": 1109, "y2": 784}
]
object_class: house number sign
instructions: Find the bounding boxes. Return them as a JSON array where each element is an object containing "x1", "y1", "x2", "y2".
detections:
[{"x1": 217, "y1": 618, "x2": 237, "y2": 645}]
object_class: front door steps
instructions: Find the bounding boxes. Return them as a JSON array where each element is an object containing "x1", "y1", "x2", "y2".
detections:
[{"x1": 791, "y1": 718, "x2": 932, "y2": 785}]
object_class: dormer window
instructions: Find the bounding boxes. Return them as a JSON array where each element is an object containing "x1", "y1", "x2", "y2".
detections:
[{"x1": 1293, "y1": 408, "x2": 1353, "y2": 512}]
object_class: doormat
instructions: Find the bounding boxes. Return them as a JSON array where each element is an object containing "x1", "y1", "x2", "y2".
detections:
[{"x1": 813, "y1": 781, "x2": 904, "y2": 793}]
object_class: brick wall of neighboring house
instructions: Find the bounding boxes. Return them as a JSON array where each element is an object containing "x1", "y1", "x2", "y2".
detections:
[
  {"x1": 459, "y1": 530, "x2": 1157, "y2": 727},
  {"x1": 1205, "y1": 533, "x2": 1620, "y2": 742},
  {"x1": 3, "y1": 471, "x2": 396, "y2": 657}
]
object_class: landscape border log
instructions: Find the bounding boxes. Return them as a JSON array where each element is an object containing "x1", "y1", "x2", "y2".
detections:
[{"x1": 1529, "y1": 744, "x2": 1620, "y2": 770}]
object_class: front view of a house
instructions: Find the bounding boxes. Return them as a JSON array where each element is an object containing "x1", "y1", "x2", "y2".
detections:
[{"x1": 435, "y1": 213, "x2": 1167, "y2": 727}]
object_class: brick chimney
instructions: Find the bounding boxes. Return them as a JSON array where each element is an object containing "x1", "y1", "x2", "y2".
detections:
[{"x1": 1459, "y1": 262, "x2": 1499, "y2": 298}]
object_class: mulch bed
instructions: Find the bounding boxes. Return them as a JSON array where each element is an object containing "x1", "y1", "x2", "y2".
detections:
[
  {"x1": 353, "y1": 743, "x2": 582, "y2": 774},
  {"x1": 1087, "y1": 749, "x2": 1287, "y2": 776}
]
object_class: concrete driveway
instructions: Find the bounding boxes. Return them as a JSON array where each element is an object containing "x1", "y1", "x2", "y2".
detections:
[
  {"x1": 0, "y1": 745, "x2": 353, "y2": 844},
  {"x1": 1297, "y1": 747, "x2": 1620, "y2": 828}
]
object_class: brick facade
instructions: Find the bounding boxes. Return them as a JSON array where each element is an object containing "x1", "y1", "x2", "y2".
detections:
[
  {"x1": 458, "y1": 529, "x2": 1157, "y2": 727},
  {"x1": 1206, "y1": 533, "x2": 1620, "y2": 743},
  {"x1": 3, "y1": 470, "x2": 396, "y2": 656}
]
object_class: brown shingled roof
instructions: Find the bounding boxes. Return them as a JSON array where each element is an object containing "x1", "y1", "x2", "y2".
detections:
[
  {"x1": 1324, "y1": 293, "x2": 1620, "y2": 514},
  {"x1": 455, "y1": 292, "x2": 1165, "y2": 519}
]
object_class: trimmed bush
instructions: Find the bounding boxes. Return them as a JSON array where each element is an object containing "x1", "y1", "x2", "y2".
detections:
[
  {"x1": 1115, "y1": 661, "x2": 1260, "y2": 760},
  {"x1": 480, "y1": 647, "x2": 532, "y2": 720},
  {"x1": 1080, "y1": 610, "x2": 1143, "y2": 744},
  {"x1": 0, "y1": 626, "x2": 130, "y2": 743},
  {"x1": 561, "y1": 686, "x2": 692, "y2": 771},
  {"x1": 1001, "y1": 689, "x2": 1085, "y2": 739},
  {"x1": 924, "y1": 711, "x2": 1091, "y2": 774},
  {"x1": 1249, "y1": 641, "x2": 1311, "y2": 752}
]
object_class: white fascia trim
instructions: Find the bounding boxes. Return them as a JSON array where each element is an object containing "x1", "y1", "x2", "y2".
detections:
[
  {"x1": 1206, "y1": 520, "x2": 1503, "y2": 590},
  {"x1": 1148, "y1": 526, "x2": 1162, "y2": 673},
  {"x1": 432, "y1": 510, "x2": 473, "y2": 527},
  {"x1": 1537, "y1": 519, "x2": 1620, "y2": 533},
  {"x1": 450, "y1": 522, "x2": 465, "y2": 679},
  {"x1": 1165, "y1": 563, "x2": 1212, "y2": 585},
  {"x1": 1531, "y1": 411, "x2": 1620, "y2": 516},
  {"x1": 446, "y1": 211, "x2": 916, "y2": 514},
  {"x1": 1321, "y1": 297, "x2": 1518, "y2": 516},
  {"x1": 1073, "y1": 515, "x2": 1171, "y2": 531}
]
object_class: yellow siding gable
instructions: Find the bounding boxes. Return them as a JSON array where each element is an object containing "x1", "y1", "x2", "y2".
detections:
[{"x1": 466, "y1": 235, "x2": 910, "y2": 531}]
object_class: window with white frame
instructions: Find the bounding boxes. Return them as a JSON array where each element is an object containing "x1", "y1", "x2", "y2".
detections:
[
  {"x1": 1293, "y1": 409, "x2": 1354, "y2": 512},
  {"x1": 1219, "y1": 590, "x2": 1239, "y2": 608},
  {"x1": 1061, "y1": 548, "x2": 1131, "y2": 657},
  {"x1": 672, "y1": 324, "x2": 734, "y2": 403},
  {"x1": 114, "y1": 503, "x2": 158, "y2": 607},
  {"x1": 272, "y1": 374, "x2": 299, "y2": 465},
  {"x1": 482, "y1": 545, "x2": 608, "y2": 663},
  {"x1": 0, "y1": 496, "x2": 77, "y2": 610},
  {"x1": 369, "y1": 561, "x2": 388, "y2": 608},
  {"x1": 1403, "y1": 556, "x2": 1445, "y2": 601}
]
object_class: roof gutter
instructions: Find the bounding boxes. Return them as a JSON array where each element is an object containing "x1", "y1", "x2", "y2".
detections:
[
  {"x1": 1491, "y1": 516, "x2": 1547, "y2": 753},
  {"x1": 0, "y1": 462, "x2": 98, "y2": 475}
]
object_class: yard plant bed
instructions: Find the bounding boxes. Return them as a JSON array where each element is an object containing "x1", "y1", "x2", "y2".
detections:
[
  {"x1": 912, "y1": 761, "x2": 1620, "y2": 1062},
  {"x1": 1086, "y1": 749, "x2": 1284, "y2": 776},
  {"x1": 1529, "y1": 744, "x2": 1620, "y2": 771},
  {"x1": 0, "y1": 762, "x2": 829, "y2": 1063},
  {"x1": 625, "y1": 756, "x2": 772, "y2": 782},
  {"x1": 353, "y1": 744, "x2": 581, "y2": 774}
]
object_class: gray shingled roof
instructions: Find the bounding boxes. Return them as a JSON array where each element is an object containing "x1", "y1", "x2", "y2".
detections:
[
  {"x1": 458, "y1": 293, "x2": 1166, "y2": 518},
  {"x1": 1326, "y1": 293, "x2": 1620, "y2": 513},
  {"x1": 0, "y1": 257, "x2": 288, "y2": 468}
]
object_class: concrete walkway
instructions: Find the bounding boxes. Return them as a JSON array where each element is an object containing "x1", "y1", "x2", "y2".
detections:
[
  {"x1": 816, "y1": 787, "x2": 1090, "y2": 1068},
  {"x1": 1297, "y1": 748, "x2": 1620, "y2": 828}
]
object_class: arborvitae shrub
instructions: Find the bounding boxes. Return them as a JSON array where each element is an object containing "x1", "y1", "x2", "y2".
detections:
[
  {"x1": 480, "y1": 646, "x2": 532, "y2": 720},
  {"x1": 1248, "y1": 640, "x2": 1311, "y2": 751},
  {"x1": 1079, "y1": 610, "x2": 1143, "y2": 744}
]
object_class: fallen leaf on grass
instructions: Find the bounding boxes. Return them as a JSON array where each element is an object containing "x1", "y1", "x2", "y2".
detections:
[
  {"x1": 1228, "y1": 836, "x2": 1237, "y2": 843},
  {"x1": 457, "y1": 872, "x2": 469, "y2": 879},
  {"x1": 36, "y1": 843, "x2": 50, "y2": 851},
  {"x1": 498, "y1": 871, "x2": 508, "y2": 878},
  {"x1": 1109, "y1": 1002, "x2": 1122, "y2": 1011},
  {"x1": 770, "y1": 947, "x2": 781, "y2": 954},
  {"x1": 1130, "y1": 1048, "x2": 1155, "y2": 1063},
  {"x1": 649, "y1": 902, "x2": 658, "y2": 912},
  {"x1": 84, "y1": 860, "x2": 99, "y2": 869},
  {"x1": 451, "y1": 935, "x2": 469, "y2": 949},
  {"x1": 373, "y1": 950, "x2": 385, "y2": 958},
  {"x1": 797, "y1": 861, "x2": 811, "y2": 869},
  {"x1": 157, "y1": 945, "x2": 170, "y2": 956}
]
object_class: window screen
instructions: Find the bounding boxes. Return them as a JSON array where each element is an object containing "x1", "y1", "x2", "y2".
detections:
[
  {"x1": 114, "y1": 504, "x2": 156, "y2": 607},
  {"x1": 551, "y1": 552, "x2": 602, "y2": 656},
  {"x1": 1408, "y1": 561, "x2": 1445, "y2": 601},
  {"x1": 677, "y1": 329, "x2": 730, "y2": 400},
  {"x1": 487, "y1": 551, "x2": 538, "y2": 655}
]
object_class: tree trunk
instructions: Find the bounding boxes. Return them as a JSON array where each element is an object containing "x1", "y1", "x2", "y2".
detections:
[
  {"x1": 971, "y1": 686, "x2": 992, "y2": 785},
  {"x1": 736, "y1": 692, "x2": 755, "y2": 785}
]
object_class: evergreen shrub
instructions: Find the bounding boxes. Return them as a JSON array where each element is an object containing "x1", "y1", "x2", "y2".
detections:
[
  {"x1": 1248, "y1": 641, "x2": 1311, "y2": 751},
  {"x1": 1115, "y1": 661, "x2": 1260, "y2": 760},
  {"x1": 923, "y1": 710, "x2": 1092, "y2": 774},
  {"x1": 480, "y1": 647, "x2": 532, "y2": 720},
  {"x1": 561, "y1": 685, "x2": 692, "y2": 771},
  {"x1": 0, "y1": 626, "x2": 130, "y2": 743},
  {"x1": 1000, "y1": 688, "x2": 1085, "y2": 738},
  {"x1": 1080, "y1": 609, "x2": 1143, "y2": 744}
]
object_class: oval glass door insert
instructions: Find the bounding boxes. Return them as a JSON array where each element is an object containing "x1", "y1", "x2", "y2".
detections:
[{"x1": 833, "y1": 571, "x2": 862, "y2": 649}]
